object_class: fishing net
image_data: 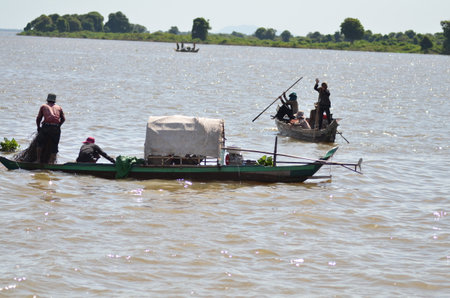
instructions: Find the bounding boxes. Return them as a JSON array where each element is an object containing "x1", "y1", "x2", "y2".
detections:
[{"x1": 13, "y1": 132, "x2": 54, "y2": 163}]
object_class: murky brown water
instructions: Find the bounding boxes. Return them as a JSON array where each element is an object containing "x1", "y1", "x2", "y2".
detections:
[{"x1": 0, "y1": 31, "x2": 449, "y2": 296}]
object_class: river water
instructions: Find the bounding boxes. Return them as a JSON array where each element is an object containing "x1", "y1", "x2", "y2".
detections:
[{"x1": 0, "y1": 31, "x2": 449, "y2": 296}]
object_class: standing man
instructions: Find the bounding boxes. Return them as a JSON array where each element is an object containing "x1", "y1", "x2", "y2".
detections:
[
  {"x1": 36, "y1": 93, "x2": 65, "y2": 163},
  {"x1": 314, "y1": 78, "x2": 332, "y2": 129}
]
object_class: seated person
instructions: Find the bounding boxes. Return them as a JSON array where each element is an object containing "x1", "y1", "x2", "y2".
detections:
[
  {"x1": 272, "y1": 92, "x2": 299, "y2": 122},
  {"x1": 290, "y1": 111, "x2": 311, "y2": 129},
  {"x1": 273, "y1": 104, "x2": 294, "y2": 122},
  {"x1": 76, "y1": 137, "x2": 115, "y2": 163},
  {"x1": 282, "y1": 92, "x2": 298, "y2": 115}
]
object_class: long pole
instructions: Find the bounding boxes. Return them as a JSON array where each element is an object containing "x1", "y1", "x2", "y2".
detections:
[
  {"x1": 273, "y1": 136, "x2": 278, "y2": 166},
  {"x1": 252, "y1": 76, "x2": 303, "y2": 122},
  {"x1": 222, "y1": 146, "x2": 363, "y2": 173}
]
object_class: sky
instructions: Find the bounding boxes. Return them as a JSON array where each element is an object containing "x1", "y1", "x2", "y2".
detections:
[{"x1": 1, "y1": 0, "x2": 449, "y2": 36}]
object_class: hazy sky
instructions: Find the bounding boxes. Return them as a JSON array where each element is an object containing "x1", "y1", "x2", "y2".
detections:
[{"x1": 1, "y1": 0, "x2": 449, "y2": 35}]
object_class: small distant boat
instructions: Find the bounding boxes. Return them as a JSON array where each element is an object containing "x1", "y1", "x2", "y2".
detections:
[{"x1": 175, "y1": 42, "x2": 199, "y2": 53}]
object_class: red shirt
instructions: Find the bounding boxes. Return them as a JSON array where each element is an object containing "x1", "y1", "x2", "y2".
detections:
[{"x1": 36, "y1": 103, "x2": 65, "y2": 126}]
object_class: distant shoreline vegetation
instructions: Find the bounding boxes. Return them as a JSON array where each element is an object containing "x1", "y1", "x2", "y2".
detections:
[{"x1": 19, "y1": 12, "x2": 450, "y2": 55}]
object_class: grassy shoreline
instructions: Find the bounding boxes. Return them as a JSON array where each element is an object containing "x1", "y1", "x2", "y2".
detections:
[{"x1": 18, "y1": 30, "x2": 442, "y2": 55}]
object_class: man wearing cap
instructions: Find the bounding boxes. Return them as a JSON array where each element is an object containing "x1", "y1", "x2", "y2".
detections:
[
  {"x1": 35, "y1": 93, "x2": 65, "y2": 163},
  {"x1": 76, "y1": 137, "x2": 115, "y2": 164}
]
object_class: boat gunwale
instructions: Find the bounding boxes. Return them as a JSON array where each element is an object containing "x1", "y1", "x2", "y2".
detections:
[{"x1": 275, "y1": 118, "x2": 339, "y2": 142}]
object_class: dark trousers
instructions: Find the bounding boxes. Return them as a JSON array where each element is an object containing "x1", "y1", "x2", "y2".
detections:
[
  {"x1": 318, "y1": 106, "x2": 331, "y2": 129},
  {"x1": 36, "y1": 125, "x2": 61, "y2": 153},
  {"x1": 275, "y1": 104, "x2": 294, "y2": 122}
]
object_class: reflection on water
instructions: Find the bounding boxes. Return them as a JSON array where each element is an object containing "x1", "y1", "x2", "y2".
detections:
[{"x1": 0, "y1": 32, "x2": 449, "y2": 296}]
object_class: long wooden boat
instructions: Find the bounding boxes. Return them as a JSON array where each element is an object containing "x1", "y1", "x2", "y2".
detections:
[
  {"x1": 275, "y1": 118, "x2": 339, "y2": 143},
  {"x1": 0, "y1": 147, "x2": 338, "y2": 183}
]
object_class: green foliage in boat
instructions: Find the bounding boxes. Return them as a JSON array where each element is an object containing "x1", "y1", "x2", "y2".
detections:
[{"x1": 257, "y1": 155, "x2": 273, "y2": 167}]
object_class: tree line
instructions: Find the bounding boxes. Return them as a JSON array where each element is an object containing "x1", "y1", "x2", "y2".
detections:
[
  {"x1": 22, "y1": 12, "x2": 450, "y2": 55},
  {"x1": 24, "y1": 11, "x2": 147, "y2": 33},
  {"x1": 23, "y1": 12, "x2": 210, "y2": 40},
  {"x1": 252, "y1": 18, "x2": 449, "y2": 54}
]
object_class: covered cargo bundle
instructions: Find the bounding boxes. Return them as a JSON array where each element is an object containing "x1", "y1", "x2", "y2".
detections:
[{"x1": 144, "y1": 115, "x2": 225, "y2": 164}]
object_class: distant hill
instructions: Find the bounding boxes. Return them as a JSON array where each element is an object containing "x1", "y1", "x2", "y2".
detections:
[
  {"x1": 0, "y1": 28, "x2": 20, "y2": 32},
  {"x1": 214, "y1": 25, "x2": 258, "y2": 35}
]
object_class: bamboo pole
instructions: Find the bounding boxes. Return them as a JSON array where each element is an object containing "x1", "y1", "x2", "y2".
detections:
[{"x1": 252, "y1": 76, "x2": 303, "y2": 122}]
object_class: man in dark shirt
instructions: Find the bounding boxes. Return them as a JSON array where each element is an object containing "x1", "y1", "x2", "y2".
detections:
[
  {"x1": 274, "y1": 92, "x2": 298, "y2": 122},
  {"x1": 314, "y1": 78, "x2": 332, "y2": 129},
  {"x1": 76, "y1": 137, "x2": 115, "y2": 164}
]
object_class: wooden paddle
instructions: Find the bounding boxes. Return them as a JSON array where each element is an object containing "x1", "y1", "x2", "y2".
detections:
[
  {"x1": 252, "y1": 76, "x2": 303, "y2": 122},
  {"x1": 337, "y1": 130, "x2": 350, "y2": 143}
]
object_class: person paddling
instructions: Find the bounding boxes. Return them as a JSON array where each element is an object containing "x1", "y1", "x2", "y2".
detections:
[
  {"x1": 35, "y1": 93, "x2": 65, "y2": 163},
  {"x1": 281, "y1": 91, "x2": 299, "y2": 115}
]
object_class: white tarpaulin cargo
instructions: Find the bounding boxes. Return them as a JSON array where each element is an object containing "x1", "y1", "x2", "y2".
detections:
[{"x1": 144, "y1": 115, "x2": 224, "y2": 159}]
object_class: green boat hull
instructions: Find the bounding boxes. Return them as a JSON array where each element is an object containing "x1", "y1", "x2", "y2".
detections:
[{"x1": 0, "y1": 147, "x2": 338, "y2": 183}]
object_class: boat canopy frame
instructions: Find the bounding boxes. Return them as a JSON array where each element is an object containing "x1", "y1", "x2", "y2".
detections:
[{"x1": 144, "y1": 115, "x2": 225, "y2": 165}]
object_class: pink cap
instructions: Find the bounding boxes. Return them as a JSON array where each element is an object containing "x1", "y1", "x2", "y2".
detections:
[{"x1": 83, "y1": 137, "x2": 95, "y2": 144}]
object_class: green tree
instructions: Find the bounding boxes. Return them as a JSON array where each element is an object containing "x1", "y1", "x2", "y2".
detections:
[
  {"x1": 191, "y1": 17, "x2": 211, "y2": 40},
  {"x1": 323, "y1": 34, "x2": 333, "y2": 42},
  {"x1": 168, "y1": 26, "x2": 179, "y2": 35},
  {"x1": 131, "y1": 24, "x2": 147, "y2": 33},
  {"x1": 254, "y1": 27, "x2": 276, "y2": 40},
  {"x1": 265, "y1": 28, "x2": 276, "y2": 40},
  {"x1": 280, "y1": 30, "x2": 292, "y2": 42},
  {"x1": 105, "y1": 11, "x2": 131, "y2": 33},
  {"x1": 307, "y1": 31, "x2": 322, "y2": 42},
  {"x1": 231, "y1": 31, "x2": 245, "y2": 38},
  {"x1": 56, "y1": 17, "x2": 69, "y2": 32},
  {"x1": 441, "y1": 20, "x2": 450, "y2": 54},
  {"x1": 420, "y1": 35, "x2": 433, "y2": 52},
  {"x1": 65, "y1": 15, "x2": 82, "y2": 32},
  {"x1": 334, "y1": 31, "x2": 343, "y2": 42},
  {"x1": 48, "y1": 14, "x2": 60, "y2": 24},
  {"x1": 84, "y1": 12, "x2": 104, "y2": 32},
  {"x1": 340, "y1": 17, "x2": 364, "y2": 43},
  {"x1": 81, "y1": 19, "x2": 95, "y2": 31},
  {"x1": 363, "y1": 30, "x2": 373, "y2": 41},
  {"x1": 405, "y1": 30, "x2": 416, "y2": 39},
  {"x1": 254, "y1": 27, "x2": 267, "y2": 39},
  {"x1": 30, "y1": 14, "x2": 54, "y2": 32}
]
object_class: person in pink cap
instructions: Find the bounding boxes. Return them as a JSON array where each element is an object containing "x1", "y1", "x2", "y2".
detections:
[{"x1": 76, "y1": 137, "x2": 115, "y2": 163}]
